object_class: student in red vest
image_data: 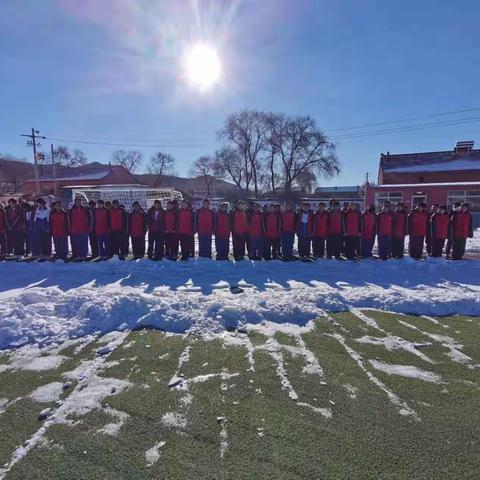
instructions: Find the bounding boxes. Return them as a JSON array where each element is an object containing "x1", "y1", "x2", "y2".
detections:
[
  {"x1": 445, "y1": 202, "x2": 460, "y2": 257},
  {"x1": 0, "y1": 204, "x2": 7, "y2": 259},
  {"x1": 425, "y1": 204, "x2": 438, "y2": 256},
  {"x1": 326, "y1": 201, "x2": 343, "y2": 259},
  {"x1": 407, "y1": 202, "x2": 429, "y2": 260},
  {"x1": 248, "y1": 203, "x2": 264, "y2": 260},
  {"x1": 129, "y1": 201, "x2": 147, "y2": 259},
  {"x1": 5, "y1": 198, "x2": 27, "y2": 256},
  {"x1": 312, "y1": 202, "x2": 328, "y2": 259},
  {"x1": 231, "y1": 200, "x2": 249, "y2": 261},
  {"x1": 280, "y1": 202, "x2": 296, "y2": 260},
  {"x1": 450, "y1": 202, "x2": 473, "y2": 260},
  {"x1": 391, "y1": 202, "x2": 407, "y2": 259},
  {"x1": 164, "y1": 201, "x2": 178, "y2": 260},
  {"x1": 196, "y1": 199, "x2": 215, "y2": 258},
  {"x1": 342, "y1": 202, "x2": 361, "y2": 260},
  {"x1": 69, "y1": 197, "x2": 92, "y2": 260},
  {"x1": 88, "y1": 200, "x2": 99, "y2": 259},
  {"x1": 264, "y1": 204, "x2": 281, "y2": 260},
  {"x1": 50, "y1": 201, "x2": 70, "y2": 260},
  {"x1": 147, "y1": 200, "x2": 165, "y2": 260},
  {"x1": 214, "y1": 202, "x2": 231, "y2": 260},
  {"x1": 361, "y1": 204, "x2": 377, "y2": 258},
  {"x1": 430, "y1": 205, "x2": 450, "y2": 258},
  {"x1": 178, "y1": 200, "x2": 195, "y2": 260},
  {"x1": 109, "y1": 200, "x2": 129, "y2": 259},
  {"x1": 376, "y1": 202, "x2": 394, "y2": 260},
  {"x1": 296, "y1": 202, "x2": 314, "y2": 260},
  {"x1": 93, "y1": 199, "x2": 110, "y2": 259}
]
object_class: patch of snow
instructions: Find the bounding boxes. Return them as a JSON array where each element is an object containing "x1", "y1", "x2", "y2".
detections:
[
  {"x1": 145, "y1": 441, "x2": 166, "y2": 467},
  {"x1": 97, "y1": 407, "x2": 129, "y2": 437},
  {"x1": 222, "y1": 332, "x2": 255, "y2": 372},
  {"x1": 1, "y1": 257, "x2": 479, "y2": 349},
  {"x1": 343, "y1": 384, "x2": 358, "y2": 399},
  {"x1": 369, "y1": 360, "x2": 443, "y2": 384},
  {"x1": 161, "y1": 412, "x2": 186, "y2": 430},
  {"x1": 30, "y1": 382, "x2": 64, "y2": 403},
  {"x1": 297, "y1": 402, "x2": 332, "y2": 418}
]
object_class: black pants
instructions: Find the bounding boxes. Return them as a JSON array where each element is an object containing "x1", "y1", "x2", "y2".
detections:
[
  {"x1": 179, "y1": 234, "x2": 194, "y2": 260},
  {"x1": 148, "y1": 231, "x2": 164, "y2": 259},
  {"x1": 327, "y1": 234, "x2": 342, "y2": 258},
  {"x1": 452, "y1": 238, "x2": 467, "y2": 260},
  {"x1": 165, "y1": 233, "x2": 178, "y2": 259},
  {"x1": 131, "y1": 236, "x2": 145, "y2": 258},
  {"x1": 431, "y1": 238, "x2": 445, "y2": 258},
  {"x1": 312, "y1": 236, "x2": 326, "y2": 258},
  {"x1": 7, "y1": 230, "x2": 25, "y2": 256},
  {"x1": 409, "y1": 236, "x2": 424, "y2": 259},
  {"x1": 232, "y1": 233, "x2": 247, "y2": 260},
  {"x1": 89, "y1": 232, "x2": 99, "y2": 258},
  {"x1": 344, "y1": 236, "x2": 360, "y2": 259},
  {"x1": 445, "y1": 238, "x2": 452, "y2": 256},
  {"x1": 298, "y1": 236, "x2": 311, "y2": 257},
  {"x1": 264, "y1": 238, "x2": 280, "y2": 260},
  {"x1": 111, "y1": 231, "x2": 128, "y2": 257},
  {"x1": 425, "y1": 233, "x2": 432, "y2": 255},
  {"x1": 391, "y1": 237, "x2": 405, "y2": 258}
]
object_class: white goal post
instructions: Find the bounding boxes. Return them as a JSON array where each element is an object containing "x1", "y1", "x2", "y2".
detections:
[{"x1": 70, "y1": 185, "x2": 183, "y2": 211}]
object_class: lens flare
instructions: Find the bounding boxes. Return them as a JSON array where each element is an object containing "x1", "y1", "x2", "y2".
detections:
[{"x1": 183, "y1": 43, "x2": 222, "y2": 93}]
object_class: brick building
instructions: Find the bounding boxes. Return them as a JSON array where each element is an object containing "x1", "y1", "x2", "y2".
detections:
[
  {"x1": 365, "y1": 141, "x2": 480, "y2": 226},
  {"x1": 22, "y1": 164, "x2": 142, "y2": 195}
]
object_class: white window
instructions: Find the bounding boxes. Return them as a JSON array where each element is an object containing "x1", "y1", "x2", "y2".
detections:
[
  {"x1": 447, "y1": 190, "x2": 480, "y2": 213},
  {"x1": 375, "y1": 191, "x2": 403, "y2": 208},
  {"x1": 411, "y1": 194, "x2": 427, "y2": 207}
]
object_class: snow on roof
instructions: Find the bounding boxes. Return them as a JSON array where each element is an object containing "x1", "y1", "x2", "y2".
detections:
[
  {"x1": 381, "y1": 149, "x2": 480, "y2": 173},
  {"x1": 39, "y1": 170, "x2": 111, "y2": 181},
  {"x1": 374, "y1": 181, "x2": 480, "y2": 188}
]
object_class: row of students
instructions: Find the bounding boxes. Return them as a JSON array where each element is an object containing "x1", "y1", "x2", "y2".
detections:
[{"x1": 0, "y1": 196, "x2": 474, "y2": 261}]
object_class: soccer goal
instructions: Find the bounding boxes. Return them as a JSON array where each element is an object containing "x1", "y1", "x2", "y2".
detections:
[{"x1": 70, "y1": 185, "x2": 183, "y2": 211}]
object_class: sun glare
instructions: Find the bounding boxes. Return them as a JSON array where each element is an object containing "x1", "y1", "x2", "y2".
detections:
[{"x1": 183, "y1": 43, "x2": 222, "y2": 93}]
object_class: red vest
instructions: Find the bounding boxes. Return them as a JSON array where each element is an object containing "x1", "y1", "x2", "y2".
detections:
[
  {"x1": 409, "y1": 211, "x2": 429, "y2": 237},
  {"x1": 344, "y1": 210, "x2": 361, "y2": 236},
  {"x1": 215, "y1": 211, "x2": 230, "y2": 237},
  {"x1": 328, "y1": 211, "x2": 343, "y2": 235},
  {"x1": 0, "y1": 209, "x2": 6, "y2": 233},
  {"x1": 392, "y1": 212, "x2": 407, "y2": 238},
  {"x1": 6, "y1": 207, "x2": 26, "y2": 232},
  {"x1": 313, "y1": 211, "x2": 328, "y2": 237},
  {"x1": 362, "y1": 213, "x2": 376, "y2": 239},
  {"x1": 50, "y1": 211, "x2": 69, "y2": 237},
  {"x1": 249, "y1": 212, "x2": 264, "y2": 237},
  {"x1": 377, "y1": 212, "x2": 393, "y2": 236},
  {"x1": 178, "y1": 209, "x2": 194, "y2": 235},
  {"x1": 70, "y1": 206, "x2": 90, "y2": 235},
  {"x1": 94, "y1": 208, "x2": 109, "y2": 235},
  {"x1": 431, "y1": 213, "x2": 449, "y2": 240},
  {"x1": 196, "y1": 208, "x2": 214, "y2": 235},
  {"x1": 265, "y1": 213, "x2": 280, "y2": 239},
  {"x1": 451, "y1": 211, "x2": 471, "y2": 239},
  {"x1": 164, "y1": 210, "x2": 177, "y2": 233},
  {"x1": 281, "y1": 211, "x2": 296, "y2": 233},
  {"x1": 110, "y1": 208, "x2": 126, "y2": 232},
  {"x1": 232, "y1": 210, "x2": 249, "y2": 235},
  {"x1": 130, "y1": 211, "x2": 146, "y2": 237}
]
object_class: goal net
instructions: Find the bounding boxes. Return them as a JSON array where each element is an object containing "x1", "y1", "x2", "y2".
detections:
[{"x1": 71, "y1": 186, "x2": 183, "y2": 211}]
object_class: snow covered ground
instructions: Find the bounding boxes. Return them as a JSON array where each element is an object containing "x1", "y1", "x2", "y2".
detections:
[{"x1": 1, "y1": 248, "x2": 479, "y2": 349}]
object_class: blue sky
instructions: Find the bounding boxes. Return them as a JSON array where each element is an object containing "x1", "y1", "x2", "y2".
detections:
[{"x1": 1, "y1": 0, "x2": 479, "y2": 185}]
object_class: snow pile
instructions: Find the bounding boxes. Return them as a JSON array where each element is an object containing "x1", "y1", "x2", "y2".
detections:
[
  {"x1": 0, "y1": 255, "x2": 479, "y2": 349},
  {"x1": 368, "y1": 360, "x2": 443, "y2": 384}
]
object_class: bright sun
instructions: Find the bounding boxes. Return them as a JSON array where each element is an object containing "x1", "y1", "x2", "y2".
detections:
[{"x1": 183, "y1": 43, "x2": 222, "y2": 93}]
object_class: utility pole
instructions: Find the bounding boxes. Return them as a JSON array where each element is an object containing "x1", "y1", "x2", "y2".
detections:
[
  {"x1": 21, "y1": 128, "x2": 46, "y2": 195},
  {"x1": 51, "y1": 143, "x2": 58, "y2": 198}
]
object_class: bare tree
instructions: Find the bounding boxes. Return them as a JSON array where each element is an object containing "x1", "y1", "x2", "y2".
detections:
[
  {"x1": 148, "y1": 152, "x2": 175, "y2": 187},
  {"x1": 295, "y1": 168, "x2": 317, "y2": 193},
  {"x1": 217, "y1": 110, "x2": 267, "y2": 197},
  {"x1": 52, "y1": 146, "x2": 88, "y2": 168},
  {"x1": 214, "y1": 147, "x2": 245, "y2": 191},
  {"x1": 188, "y1": 155, "x2": 220, "y2": 197},
  {"x1": 111, "y1": 150, "x2": 143, "y2": 173},
  {"x1": 267, "y1": 115, "x2": 339, "y2": 193}
]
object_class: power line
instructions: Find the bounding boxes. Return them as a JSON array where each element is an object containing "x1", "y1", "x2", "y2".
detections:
[
  {"x1": 21, "y1": 128, "x2": 45, "y2": 195},
  {"x1": 43, "y1": 137, "x2": 207, "y2": 148},
  {"x1": 331, "y1": 116, "x2": 480, "y2": 141},
  {"x1": 327, "y1": 107, "x2": 480, "y2": 132}
]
